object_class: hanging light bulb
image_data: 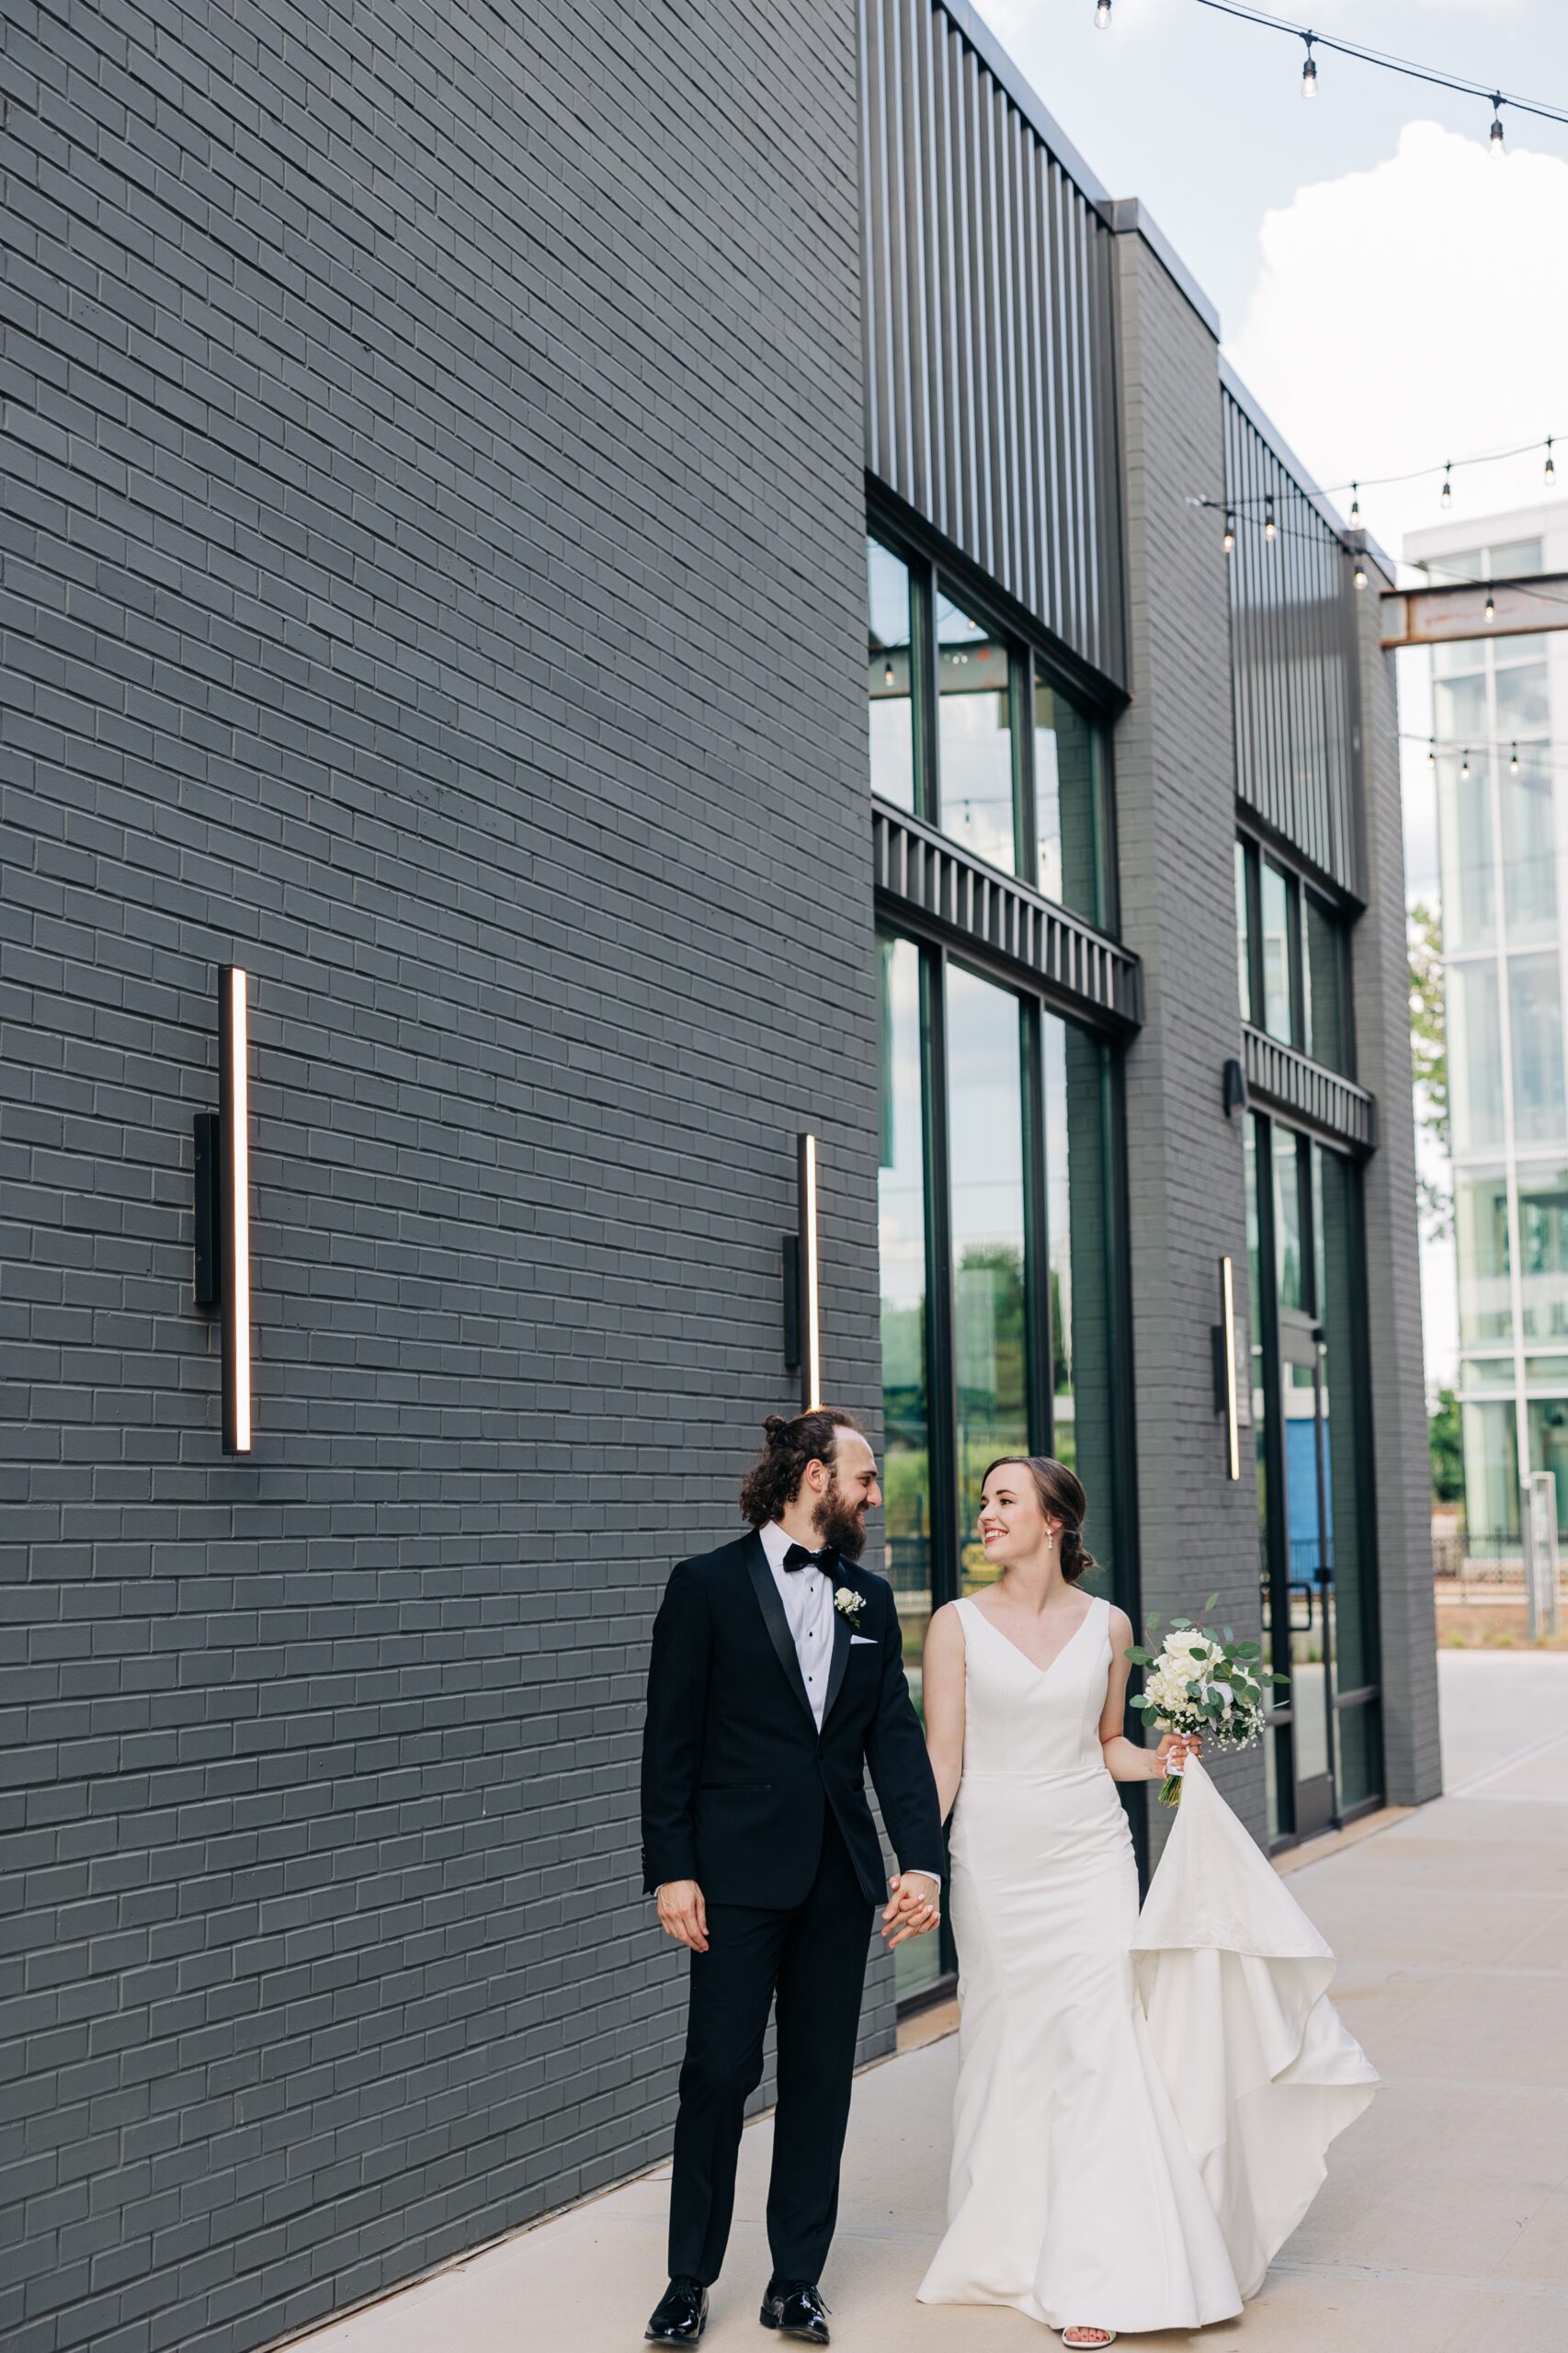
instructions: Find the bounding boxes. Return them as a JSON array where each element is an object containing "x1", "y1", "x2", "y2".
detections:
[
  {"x1": 1510, "y1": 744, "x2": 1521, "y2": 776},
  {"x1": 1095, "y1": 0, "x2": 1111, "y2": 25},
  {"x1": 1427, "y1": 743, "x2": 1437, "y2": 768},
  {"x1": 1349, "y1": 483, "x2": 1360, "y2": 525},
  {"x1": 1222, "y1": 510, "x2": 1236, "y2": 555},
  {"x1": 1264, "y1": 495, "x2": 1278, "y2": 544},
  {"x1": 1460, "y1": 750, "x2": 1471, "y2": 779},
  {"x1": 1548, "y1": 439, "x2": 1558, "y2": 488},
  {"x1": 1353, "y1": 558, "x2": 1368, "y2": 591},
  {"x1": 1441, "y1": 464, "x2": 1453, "y2": 509},
  {"x1": 884, "y1": 659, "x2": 895, "y2": 687},
  {"x1": 1301, "y1": 39, "x2": 1318, "y2": 100},
  {"x1": 1490, "y1": 99, "x2": 1506, "y2": 155},
  {"x1": 1485, "y1": 591, "x2": 1496, "y2": 624}
]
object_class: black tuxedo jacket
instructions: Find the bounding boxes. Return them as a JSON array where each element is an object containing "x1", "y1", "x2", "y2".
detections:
[{"x1": 640, "y1": 1531, "x2": 944, "y2": 1911}]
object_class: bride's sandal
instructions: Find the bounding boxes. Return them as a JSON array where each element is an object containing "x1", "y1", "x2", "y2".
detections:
[{"x1": 1062, "y1": 2334, "x2": 1117, "y2": 2350}]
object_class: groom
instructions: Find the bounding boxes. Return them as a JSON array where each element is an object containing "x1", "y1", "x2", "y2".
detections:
[{"x1": 641, "y1": 1409, "x2": 945, "y2": 2347}]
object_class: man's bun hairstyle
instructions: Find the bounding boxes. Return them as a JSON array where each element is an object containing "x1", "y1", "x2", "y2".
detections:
[{"x1": 740, "y1": 1407, "x2": 867, "y2": 1529}]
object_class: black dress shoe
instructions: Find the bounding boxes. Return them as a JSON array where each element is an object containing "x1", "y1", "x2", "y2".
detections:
[
  {"x1": 759, "y1": 2282, "x2": 831, "y2": 2344},
  {"x1": 646, "y1": 2277, "x2": 709, "y2": 2343}
]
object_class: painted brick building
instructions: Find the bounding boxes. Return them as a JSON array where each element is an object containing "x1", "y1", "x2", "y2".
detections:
[{"x1": 1, "y1": 4, "x2": 1434, "y2": 2350}]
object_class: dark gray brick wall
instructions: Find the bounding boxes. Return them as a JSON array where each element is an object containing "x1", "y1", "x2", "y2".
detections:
[
  {"x1": 0, "y1": 5, "x2": 887, "y2": 2350},
  {"x1": 1110, "y1": 228, "x2": 1266, "y2": 1848}
]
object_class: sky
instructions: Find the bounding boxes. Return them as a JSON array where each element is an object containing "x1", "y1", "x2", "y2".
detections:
[
  {"x1": 983, "y1": 0, "x2": 1568, "y2": 1391},
  {"x1": 982, "y1": 0, "x2": 1568, "y2": 557}
]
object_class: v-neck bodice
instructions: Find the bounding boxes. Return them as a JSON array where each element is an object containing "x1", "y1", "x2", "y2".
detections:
[{"x1": 956, "y1": 1593, "x2": 1112, "y2": 1780}]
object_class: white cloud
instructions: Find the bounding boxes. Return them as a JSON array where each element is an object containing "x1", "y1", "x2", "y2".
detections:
[{"x1": 1226, "y1": 120, "x2": 1568, "y2": 559}]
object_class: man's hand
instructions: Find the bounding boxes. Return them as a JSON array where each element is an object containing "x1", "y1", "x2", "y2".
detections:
[
  {"x1": 656, "y1": 1879, "x2": 710, "y2": 1953},
  {"x1": 881, "y1": 1870, "x2": 941, "y2": 1948}
]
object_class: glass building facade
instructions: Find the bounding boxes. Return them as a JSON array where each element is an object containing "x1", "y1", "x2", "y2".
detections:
[
  {"x1": 869, "y1": 520, "x2": 1128, "y2": 1994},
  {"x1": 1422, "y1": 533, "x2": 1568, "y2": 1545}
]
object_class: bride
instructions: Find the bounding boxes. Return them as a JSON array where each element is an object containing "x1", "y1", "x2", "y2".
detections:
[{"x1": 915, "y1": 1455, "x2": 1376, "y2": 2347}]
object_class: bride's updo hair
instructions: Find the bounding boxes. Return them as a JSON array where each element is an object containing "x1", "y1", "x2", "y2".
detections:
[{"x1": 983, "y1": 1455, "x2": 1096, "y2": 1583}]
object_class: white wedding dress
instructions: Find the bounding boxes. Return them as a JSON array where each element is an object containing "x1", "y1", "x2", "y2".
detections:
[{"x1": 916, "y1": 1595, "x2": 1377, "y2": 2335}]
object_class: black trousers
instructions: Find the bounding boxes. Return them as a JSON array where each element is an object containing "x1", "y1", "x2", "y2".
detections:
[{"x1": 667, "y1": 1810, "x2": 873, "y2": 2289}]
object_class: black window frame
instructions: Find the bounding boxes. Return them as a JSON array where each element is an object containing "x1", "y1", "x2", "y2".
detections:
[{"x1": 869, "y1": 507, "x2": 1121, "y2": 935}]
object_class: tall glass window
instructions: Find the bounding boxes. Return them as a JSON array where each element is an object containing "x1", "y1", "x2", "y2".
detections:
[
  {"x1": 1462, "y1": 1399, "x2": 1519, "y2": 1540},
  {"x1": 1509, "y1": 953, "x2": 1566, "y2": 1147},
  {"x1": 947, "y1": 963, "x2": 1030, "y2": 1590},
  {"x1": 1455, "y1": 1169, "x2": 1512, "y2": 1344},
  {"x1": 868, "y1": 536, "x2": 918, "y2": 813},
  {"x1": 1449, "y1": 962, "x2": 1506, "y2": 1152},
  {"x1": 1235, "y1": 840, "x2": 1255, "y2": 1025},
  {"x1": 1041, "y1": 1012, "x2": 1119, "y2": 1597},
  {"x1": 1273, "y1": 1127, "x2": 1305, "y2": 1309},
  {"x1": 1314, "y1": 1144, "x2": 1378, "y2": 1805},
  {"x1": 1035, "y1": 673, "x2": 1108, "y2": 924},
  {"x1": 866, "y1": 517, "x2": 1115, "y2": 920},
  {"x1": 1520, "y1": 1169, "x2": 1568, "y2": 1342},
  {"x1": 937, "y1": 585, "x2": 1017, "y2": 873},
  {"x1": 1260, "y1": 858, "x2": 1294, "y2": 1044},
  {"x1": 877, "y1": 934, "x2": 932, "y2": 1700},
  {"x1": 1303, "y1": 892, "x2": 1350, "y2": 1073}
]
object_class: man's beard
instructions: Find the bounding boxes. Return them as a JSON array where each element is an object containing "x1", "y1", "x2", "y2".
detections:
[{"x1": 812, "y1": 1477, "x2": 868, "y2": 1562}]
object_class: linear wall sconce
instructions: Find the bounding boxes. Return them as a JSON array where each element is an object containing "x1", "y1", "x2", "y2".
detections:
[
  {"x1": 781, "y1": 1131, "x2": 824, "y2": 1411},
  {"x1": 1210, "y1": 1254, "x2": 1242, "y2": 1481},
  {"x1": 193, "y1": 965, "x2": 253, "y2": 1453}
]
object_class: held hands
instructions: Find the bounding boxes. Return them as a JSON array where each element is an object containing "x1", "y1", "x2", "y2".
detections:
[
  {"x1": 1153, "y1": 1731, "x2": 1202, "y2": 1781},
  {"x1": 881, "y1": 1870, "x2": 942, "y2": 1948},
  {"x1": 655, "y1": 1879, "x2": 710, "y2": 1953}
]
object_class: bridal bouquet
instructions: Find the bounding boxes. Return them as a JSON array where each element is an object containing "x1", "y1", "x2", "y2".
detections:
[{"x1": 1126, "y1": 1598, "x2": 1285, "y2": 1806}]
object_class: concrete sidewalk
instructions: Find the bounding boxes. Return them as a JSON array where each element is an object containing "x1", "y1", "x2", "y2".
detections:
[{"x1": 291, "y1": 1654, "x2": 1568, "y2": 2352}]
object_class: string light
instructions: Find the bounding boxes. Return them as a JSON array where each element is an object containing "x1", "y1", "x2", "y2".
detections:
[
  {"x1": 1264, "y1": 495, "x2": 1278, "y2": 543},
  {"x1": 1548, "y1": 440, "x2": 1558, "y2": 487},
  {"x1": 1427, "y1": 743, "x2": 1436, "y2": 768},
  {"x1": 1353, "y1": 558, "x2": 1368, "y2": 591},
  {"x1": 1460, "y1": 751, "x2": 1471, "y2": 779},
  {"x1": 1484, "y1": 591, "x2": 1496, "y2": 623},
  {"x1": 1095, "y1": 0, "x2": 1111, "y2": 26},
  {"x1": 1441, "y1": 464, "x2": 1453, "y2": 509},
  {"x1": 1511, "y1": 745, "x2": 1521, "y2": 775},
  {"x1": 1190, "y1": 4, "x2": 1568, "y2": 144},
  {"x1": 884, "y1": 660, "x2": 895, "y2": 686},
  {"x1": 1222, "y1": 510, "x2": 1236, "y2": 554},
  {"x1": 1348, "y1": 483, "x2": 1360, "y2": 525}
]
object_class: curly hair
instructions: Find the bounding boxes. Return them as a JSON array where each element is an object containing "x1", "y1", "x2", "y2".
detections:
[
  {"x1": 740, "y1": 1408, "x2": 868, "y2": 1529},
  {"x1": 981, "y1": 1454, "x2": 1098, "y2": 1583}
]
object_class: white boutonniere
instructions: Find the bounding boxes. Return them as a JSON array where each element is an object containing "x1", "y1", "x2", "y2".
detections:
[{"x1": 833, "y1": 1585, "x2": 867, "y2": 1627}]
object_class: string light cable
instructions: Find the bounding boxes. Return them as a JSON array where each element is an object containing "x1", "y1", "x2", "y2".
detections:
[{"x1": 1173, "y1": 3, "x2": 1568, "y2": 146}]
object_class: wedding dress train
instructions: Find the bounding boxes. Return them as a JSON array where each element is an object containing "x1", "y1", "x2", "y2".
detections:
[{"x1": 915, "y1": 1594, "x2": 1377, "y2": 2335}]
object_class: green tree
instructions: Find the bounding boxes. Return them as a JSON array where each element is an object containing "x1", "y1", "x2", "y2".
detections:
[
  {"x1": 1409, "y1": 900, "x2": 1450, "y2": 1235},
  {"x1": 1429, "y1": 1385, "x2": 1464, "y2": 1508}
]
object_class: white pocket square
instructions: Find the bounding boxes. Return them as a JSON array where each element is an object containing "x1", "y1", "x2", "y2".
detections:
[{"x1": 849, "y1": 1634, "x2": 878, "y2": 1646}]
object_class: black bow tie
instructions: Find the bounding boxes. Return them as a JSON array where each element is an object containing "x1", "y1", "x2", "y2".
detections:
[{"x1": 781, "y1": 1541, "x2": 837, "y2": 1575}]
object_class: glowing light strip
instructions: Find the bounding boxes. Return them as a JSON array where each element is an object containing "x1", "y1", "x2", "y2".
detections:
[
  {"x1": 221, "y1": 966, "x2": 253, "y2": 1453},
  {"x1": 801, "y1": 1132, "x2": 822, "y2": 1412},
  {"x1": 1220, "y1": 1255, "x2": 1240, "y2": 1482}
]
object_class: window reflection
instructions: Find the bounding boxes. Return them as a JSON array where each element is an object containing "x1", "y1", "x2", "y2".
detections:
[
  {"x1": 1509, "y1": 953, "x2": 1566, "y2": 1147},
  {"x1": 1449, "y1": 962, "x2": 1506, "y2": 1151},
  {"x1": 1034, "y1": 673, "x2": 1107, "y2": 922},
  {"x1": 1235, "y1": 841, "x2": 1255, "y2": 1024},
  {"x1": 1273, "y1": 1127, "x2": 1305, "y2": 1311},
  {"x1": 1519, "y1": 1168, "x2": 1568, "y2": 1341},
  {"x1": 947, "y1": 964, "x2": 1030, "y2": 1592},
  {"x1": 937, "y1": 584, "x2": 1017, "y2": 874},
  {"x1": 1455, "y1": 1169, "x2": 1512, "y2": 1344},
  {"x1": 868, "y1": 536, "x2": 917, "y2": 813},
  {"x1": 1260, "y1": 859, "x2": 1294, "y2": 1044}
]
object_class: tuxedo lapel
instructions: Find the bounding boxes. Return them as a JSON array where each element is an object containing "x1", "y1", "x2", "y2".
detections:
[
  {"x1": 744, "y1": 1532, "x2": 818, "y2": 1732},
  {"x1": 820, "y1": 1574, "x2": 856, "y2": 1726}
]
